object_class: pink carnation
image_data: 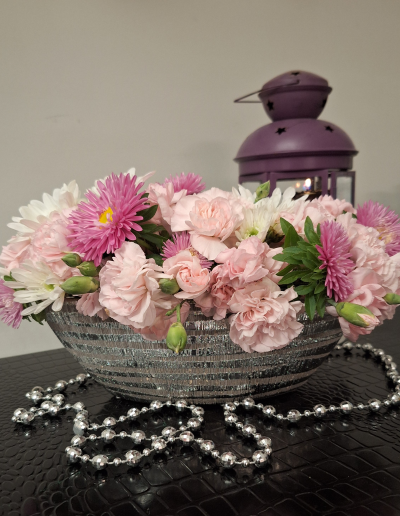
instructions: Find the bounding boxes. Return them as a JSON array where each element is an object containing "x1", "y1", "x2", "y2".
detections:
[
  {"x1": 195, "y1": 266, "x2": 235, "y2": 320},
  {"x1": 279, "y1": 200, "x2": 333, "y2": 236},
  {"x1": 0, "y1": 236, "x2": 30, "y2": 273},
  {"x1": 163, "y1": 250, "x2": 210, "y2": 299},
  {"x1": 310, "y1": 195, "x2": 355, "y2": 218},
  {"x1": 147, "y1": 182, "x2": 187, "y2": 232},
  {"x1": 171, "y1": 188, "x2": 243, "y2": 260},
  {"x1": 0, "y1": 279, "x2": 23, "y2": 329},
  {"x1": 98, "y1": 242, "x2": 175, "y2": 330},
  {"x1": 135, "y1": 302, "x2": 190, "y2": 341},
  {"x1": 76, "y1": 292, "x2": 108, "y2": 321},
  {"x1": 163, "y1": 172, "x2": 205, "y2": 195},
  {"x1": 161, "y1": 232, "x2": 212, "y2": 269},
  {"x1": 228, "y1": 278, "x2": 303, "y2": 352}
]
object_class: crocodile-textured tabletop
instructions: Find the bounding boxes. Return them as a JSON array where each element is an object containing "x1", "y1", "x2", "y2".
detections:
[{"x1": 1, "y1": 314, "x2": 400, "y2": 516}]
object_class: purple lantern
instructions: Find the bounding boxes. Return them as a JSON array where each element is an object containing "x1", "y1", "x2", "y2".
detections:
[{"x1": 234, "y1": 71, "x2": 358, "y2": 202}]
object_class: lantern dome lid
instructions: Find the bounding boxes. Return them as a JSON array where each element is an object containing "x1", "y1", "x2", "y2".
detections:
[
  {"x1": 260, "y1": 70, "x2": 331, "y2": 95},
  {"x1": 235, "y1": 118, "x2": 357, "y2": 162}
]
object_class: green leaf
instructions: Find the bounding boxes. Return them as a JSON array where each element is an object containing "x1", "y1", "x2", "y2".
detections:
[
  {"x1": 314, "y1": 282, "x2": 326, "y2": 294},
  {"x1": 280, "y1": 217, "x2": 293, "y2": 236},
  {"x1": 301, "y1": 272, "x2": 317, "y2": 283},
  {"x1": 302, "y1": 257, "x2": 321, "y2": 271},
  {"x1": 278, "y1": 270, "x2": 308, "y2": 285},
  {"x1": 134, "y1": 236, "x2": 153, "y2": 251},
  {"x1": 316, "y1": 223, "x2": 321, "y2": 238},
  {"x1": 276, "y1": 264, "x2": 296, "y2": 276},
  {"x1": 304, "y1": 216, "x2": 321, "y2": 245},
  {"x1": 148, "y1": 254, "x2": 164, "y2": 266},
  {"x1": 31, "y1": 311, "x2": 46, "y2": 325},
  {"x1": 284, "y1": 226, "x2": 301, "y2": 248},
  {"x1": 316, "y1": 291, "x2": 327, "y2": 318},
  {"x1": 3, "y1": 274, "x2": 15, "y2": 282},
  {"x1": 136, "y1": 204, "x2": 158, "y2": 223},
  {"x1": 295, "y1": 283, "x2": 316, "y2": 296},
  {"x1": 140, "y1": 223, "x2": 166, "y2": 234},
  {"x1": 140, "y1": 233, "x2": 168, "y2": 247},
  {"x1": 305, "y1": 294, "x2": 316, "y2": 321}
]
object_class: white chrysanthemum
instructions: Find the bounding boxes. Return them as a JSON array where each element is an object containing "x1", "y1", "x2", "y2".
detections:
[
  {"x1": 8, "y1": 180, "x2": 81, "y2": 236},
  {"x1": 232, "y1": 185, "x2": 256, "y2": 208},
  {"x1": 235, "y1": 203, "x2": 274, "y2": 242},
  {"x1": 8, "y1": 261, "x2": 65, "y2": 315},
  {"x1": 267, "y1": 187, "x2": 309, "y2": 234},
  {"x1": 90, "y1": 168, "x2": 155, "y2": 194}
]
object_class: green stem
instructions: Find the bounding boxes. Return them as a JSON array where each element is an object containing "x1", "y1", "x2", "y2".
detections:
[{"x1": 176, "y1": 303, "x2": 181, "y2": 323}]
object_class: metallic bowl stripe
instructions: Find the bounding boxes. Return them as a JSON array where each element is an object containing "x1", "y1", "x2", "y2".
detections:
[{"x1": 46, "y1": 298, "x2": 342, "y2": 404}]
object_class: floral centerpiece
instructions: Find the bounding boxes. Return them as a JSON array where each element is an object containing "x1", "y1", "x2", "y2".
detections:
[{"x1": 2, "y1": 169, "x2": 400, "y2": 356}]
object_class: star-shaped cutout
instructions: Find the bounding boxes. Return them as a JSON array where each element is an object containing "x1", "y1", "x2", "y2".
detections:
[
  {"x1": 267, "y1": 100, "x2": 274, "y2": 111},
  {"x1": 291, "y1": 71, "x2": 300, "y2": 76},
  {"x1": 276, "y1": 127, "x2": 286, "y2": 135},
  {"x1": 325, "y1": 125, "x2": 334, "y2": 132}
]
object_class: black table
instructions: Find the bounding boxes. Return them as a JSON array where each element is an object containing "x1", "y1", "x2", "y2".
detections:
[{"x1": 1, "y1": 315, "x2": 400, "y2": 516}]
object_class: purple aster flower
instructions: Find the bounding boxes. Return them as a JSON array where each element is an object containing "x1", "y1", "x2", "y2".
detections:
[
  {"x1": 163, "y1": 173, "x2": 205, "y2": 195},
  {"x1": 68, "y1": 173, "x2": 148, "y2": 266},
  {"x1": 0, "y1": 279, "x2": 23, "y2": 329},
  {"x1": 161, "y1": 232, "x2": 212, "y2": 269},
  {"x1": 357, "y1": 200, "x2": 400, "y2": 256},
  {"x1": 316, "y1": 220, "x2": 354, "y2": 302}
]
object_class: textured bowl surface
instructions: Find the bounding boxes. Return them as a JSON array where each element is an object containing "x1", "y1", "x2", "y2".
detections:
[{"x1": 46, "y1": 298, "x2": 342, "y2": 404}]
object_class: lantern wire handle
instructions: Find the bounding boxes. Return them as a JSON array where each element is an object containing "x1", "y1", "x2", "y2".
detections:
[{"x1": 234, "y1": 90, "x2": 263, "y2": 103}]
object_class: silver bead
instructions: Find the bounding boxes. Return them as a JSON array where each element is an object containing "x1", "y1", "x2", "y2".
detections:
[
  {"x1": 340, "y1": 401, "x2": 353, "y2": 414},
  {"x1": 342, "y1": 341, "x2": 353, "y2": 351},
  {"x1": 119, "y1": 415, "x2": 127, "y2": 423},
  {"x1": 313, "y1": 404, "x2": 327, "y2": 418},
  {"x1": 200, "y1": 440, "x2": 215, "y2": 454},
  {"x1": 75, "y1": 410, "x2": 89, "y2": 421},
  {"x1": 81, "y1": 454, "x2": 90, "y2": 463},
  {"x1": 224, "y1": 413, "x2": 238, "y2": 425},
  {"x1": 151, "y1": 438, "x2": 167, "y2": 451},
  {"x1": 92, "y1": 454, "x2": 108, "y2": 470},
  {"x1": 165, "y1": 400, "x2": 172, "y2": 406},
  {"x1": 241, "y1": 459, "x2": 250, "y2": 467},
  {"x1": 175, "y1": 399, "x2": 188, "y2": 411},
  {"x1": 66, "y1": 447, "x2": 82, "y2": 463},
  {"x1": 91, "y1": 423, "x2": 99, "y2": 430},
  {"x1": 219, "y1": 451, "x2": 237, "y2": 468},
  {"x1": 242, "y1": 397, "x2": 255, "y2": 409},
  {"x1": 242, "y1": 424, "x2": 257, "y2": 437},
  {"x1": 162, "y1": 426, "x2": 176, "y2": 438},
  {"x1": 72, "y1": 402, "x2": 85, "y2": 412},
  {"x1": 179, "y1": 431, "x2": 194, "y2": 444},
  {"x1": 141, "y1": 407, "x2": 148, "y2": 413},
  {"x1": 357, "y1": 403, "x2": 365, "y2": 410},
  {"x1": 287, "y1": 409, "x2": 302, "y2": 423},
  {"x1": 113, "y1": 458, "x2": 122, "y2": 466},
  {"x1": 252, "y1": 450, "x2": 269, "y2": 467},
  {"x1": 151, "y1": 435, "x2": 158, "y2": 440},
  {"x1": 304, "y1": 410, "x2": 311, "y2": 417},
  {"x1": 384, "y1": 355, "x2": 393, "y2": 364},
  {"x1": 197, "y1": 416, "x2": 204, "y2": 424},
  {"x1": 192, "y1": 406, "x2": 205, "y2": 417},
  {"x1": 13, "y1": 408, "x2": 27, "y2": 418},
  {"x1": 25, "y1": 392, "x2": 32, "y2": 399},
  {"x1": 11, "y1": 416, "x2": 17, "y2": 422},
  {"x1": 76, "y1": 373, "x2": 87, "y2": 385},
  {"x1": 55, "y1": 380, "x2": 68, "y2": 392},
  {"x1": 20, "y1": 412, "x2": 35, "y2": 425},
  {"x1": 187, "y1": 418, "x2": 201, "y2": 430},
  {"x1": 119, "y1": 431, "x2": 128, "y2": 439},
  {"x1": 257, "y1": 437, "x2": 272, "y2": 448},
  {"x1": 89, "y1": 434, "x2": 97, "y2": 441},
  {"x1": 236, "y1": 422, "x2": 243, "y2": 430},
  {"x1": 179, "y1": 425, "x2": 187, "y2": 431},
  {"x1": 234, "y1": 401, "x2": 240, "y2": 407},
  {"x1": 69, "y1": 379, "x2": 75, "y2": 385},
  {"x1": 384, "y1": 400, "x2": 391, "y2": 407},
  {"x1": 223, "y1": 402, "x2": 236, "y2": 412},
  {"x1": 168, "y1": 436, "x2": 176, "y2": 443},
  {"x1": 387, "y1": 363, "x2": 398, "y2": 371},
  {"x1": 257, "y1": 403, "x2": 264, "y2": 410},
  {"x1": 374, "y1": 348, "x2": 385, "y2": 358},
  {"x1": 391, "y1": 393, "x2": 400, "y2": 405},
  {"x1": 276, "y1": 414, "x2": 284, "y2": 421},
  {"x1": 368, "y1": 399, "x2": 382, "y2": 412},
  {"x1": 253, "y1": 433, "x2": 262, "y2": 441},
  {"x1": 46, "y1": 387, "x2": 53, "y2": 393},
  {"x1": 362, "y1": 343, "x2": 373, "y2": 352},
  {"x1": 64, "y1": 404, "x2": 71, "y2": 410},
  {"x1": 103, "y1": 417, "x2": 117, "y2": 428},
  {"x1": 262, "y1": 405, "x2": 276, "y2": 417},
  {"x1": 329, "y1": 405, "x2": 337, "y2": 412},
  {"x1": 29, "y1": 407, "x2": 37, "y2": 413},
  {"x1": 37, "y1": 410, "x2": 45, "y2": 416},
  {"x1": 52, "y1": 394, "x2": 65, "y2": 406},
  {"x1": 211, "y1": 450, "x2": 220, "y2": 460},
  {"x1": 30, "y1": 391, "x2": 43, "y2": 404},
  {"x1": 48, "y1": 405, "x2": 59, "y2": 416},
  {"x1": 71, "y1": 435, "x2": 86, "y2": 447},
  {"x1": 40, "y1": 400, "x2": 54, "y2": 411},
  {"x1": 32, "y1": 386, "x2": 45, "y2": 393},
  {"x1": 73, "y1": 420, "x2": 89, "y2": 436},
  {"x1": 396, "y1": 385, "x2": 400, "y2": 392},
  {"x1": 189, "y1": 405, "x2": 196, "y2": 410},
  {"x1": 131, "y1": 430, "x2": 146, "y2": 444},
  {"x1": 101, "y1": 429, "x2": 116, "y2": 443},
  {"x1": 125, "y1": 450, "x2": 142, "y2": 466},
  {"x1": 150, "y1": 400, "x2": 163, "y2": 411},
  {"x1": 127, "y1": 408, "x2": 141, "y2": 420},
  {"x1": 142, "y1": 448, "x2": 151, "y2": 456}
]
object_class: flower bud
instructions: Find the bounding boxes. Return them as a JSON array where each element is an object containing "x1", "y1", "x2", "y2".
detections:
[
  {"x1": 255, "y1": 181, "x2": 270, "y2": 203},
  {"x1": 166, "y1": 322, "x2": 187, "y2": 354},
  {"x1": 384, "y1": 293, "x2": 400, "y2": 305},
  {"x1": 335, "y1": 302, "x2": 379, "y2": 328},
  {"x1": 62, "y1": 253, "x2": 82, "y2": 267},
  {"x1": 77, "y1": 261, "x2": 101, "y2": 277},
  {"x1": 159, "y1": 278, "x2": 180, "y2": 295},
  {"x1": 61, "y1": 277, "x2": 100, "y2": 295}
]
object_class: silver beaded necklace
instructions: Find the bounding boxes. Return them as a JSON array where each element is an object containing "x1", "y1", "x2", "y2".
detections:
[{"x1": 11, "y1": 341, "x2": 400, "y2": 471}]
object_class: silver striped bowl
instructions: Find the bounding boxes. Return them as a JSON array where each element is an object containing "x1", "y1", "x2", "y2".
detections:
[{"x1": 46, "y1": 298, "x2": 342, "y2": 404}]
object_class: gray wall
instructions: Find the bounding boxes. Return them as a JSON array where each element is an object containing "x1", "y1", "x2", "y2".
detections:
[{"x1": 1, "y1": 0, "x2": 400, "y2": 357}]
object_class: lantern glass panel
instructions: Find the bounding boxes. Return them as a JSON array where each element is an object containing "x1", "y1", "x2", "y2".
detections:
[{"x1": 336, "y1": 175, "x2": 353, "y2": 203}]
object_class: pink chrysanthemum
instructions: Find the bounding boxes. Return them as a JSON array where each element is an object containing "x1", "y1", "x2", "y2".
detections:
[
  {"x1": 163, "y1": 173, "x2": 205, "y2": 195},
  {"x1": 161, "y1": 232, "x2": 212, "y2": 269},
  {"x1": 0, "y1": 279, "x2": 23, "y2": 329},
  {"x1": 316, "y1": 220, "x2": 355, "y2": 302},
  {"x1": 357, "y1": 200, "x2": 400, "y2": 257},
  {"x1": 68, "y1": 173, "x2": 148, "y2": 266}
]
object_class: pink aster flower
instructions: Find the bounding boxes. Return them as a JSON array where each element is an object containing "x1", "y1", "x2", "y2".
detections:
[
  {"x1": 163, "y1": 173, "x2": 205, "y2": 195},
  {"x1": 161, "y1": 232, "x2": 212, "y2": 269},
  {"x1": 68, "y1": 173, "x2": 148, "y2": 266},
  {"x1": 357, "y1": 200, "x2": 400, "y2": 257},
  {"x1": 316, "y1": 220, "x2": 354, "y2": 302},
  {"x1": 0, "y1": 279, "x2": 23, "y2": 329}
]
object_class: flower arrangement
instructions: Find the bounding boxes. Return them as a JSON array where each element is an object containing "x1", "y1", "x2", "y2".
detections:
[{"x1": 2, "y1": 169, "x2": 400, "y2": 354}]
